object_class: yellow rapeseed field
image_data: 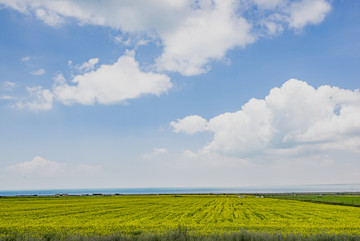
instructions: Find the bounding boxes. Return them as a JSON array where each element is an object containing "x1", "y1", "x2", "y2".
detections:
[{"x1": 0, "y1": 195, "x2": 359, "y2": 237}]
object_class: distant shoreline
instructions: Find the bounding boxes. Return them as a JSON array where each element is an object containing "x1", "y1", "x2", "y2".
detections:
[
  {"x1": 1, "y1": 184, "x2": 359, "y2": 197},
  {"x1": 1, "y1": 192, "x2": 360, "y2": 198}
]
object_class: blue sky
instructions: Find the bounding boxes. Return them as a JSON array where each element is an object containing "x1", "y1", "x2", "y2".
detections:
[{"x1": 0, "y1": 0, "x2": 359, "y2": 190}]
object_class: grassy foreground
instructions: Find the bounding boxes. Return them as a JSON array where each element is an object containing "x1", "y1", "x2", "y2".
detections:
[{"x1": 1, "y1": 195, "x2": 360, "y2": 238}]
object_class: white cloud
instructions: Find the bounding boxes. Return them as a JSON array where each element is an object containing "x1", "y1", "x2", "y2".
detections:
[
  {"x1": 113, "y1": 35, "x2": 149, "y2": 48},
  {"x1": 15, "y1": 51, "x2": 172, "y2": 111},
  {"x1": 172, "y1": 79, "x2": 360, "y2": 159},
  {"x1": 155, "y1": 0, "x2": 255, "y2": 75},
  {"x1": 255, "y1": 0, "x2": 331, "y2": 37},
  {"x1": 75, "y1": 58, "x2": 99, "y2": 72},
  {"x1": 8, "y1": 156, "x2": 65, "y2": 177},
  {"x1": 142, "y1": 147, "x2": 167, "y2": 159},
  {"x1": 54, "y1": 51, "x2": 172, "y2": 105},
  {"x1": 21, "y1": 56, "x2": 30, "y2": 62},
  {"x1": 0, "y1": 95, "x2": 16, "y2": 100},
  {"x1": 0, "y1": 0, "x2": 332, "y2": 76},
  {"x1": 15, "y1": 86, "x2": 54, "y2": 111},
  {"x1": 30, "y1": 68, "x2": 45, "y2": 76},
  {"x1": 2, "y1": 81, "x2": 16, "y2": 90},
  {"x1": 170, "y1": 115, "x2": 208, "y2": 134},
  {"x1": 35, "y1": 8, "x2": 65, "y2": 27},
  {"x1": 7, "y1": 156, "x2": 103, "y2": 179},
  {"x1": 288, "y1": 0, "x2": 331, "y2": 30},
  {"x1": 253, "y1": 0, "x2": 286, "y2": 9},
  {"x1": 154, "y1": 148, "x2": 167, "y2": 153},
  {"x1": 113, "y1": 35, "x2": 132, "y2": 46}
]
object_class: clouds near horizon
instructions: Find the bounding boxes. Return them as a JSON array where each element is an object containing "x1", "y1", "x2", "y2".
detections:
[
  {"x1": 7, "y1": 156, "x2": 102, "y2": 178},
  {"x1": 7, "y1": 156, "x2": 65, "y2": 177}
]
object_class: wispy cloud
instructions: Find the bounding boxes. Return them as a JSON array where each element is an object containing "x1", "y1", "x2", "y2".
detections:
[
  {"x1": 0, "y1": 95, "x2": 16, "y2": 100},
  {"x1": 15, "y1": 86, "x2": 53, "y2": 111},
  {"x1": 2, "y1": 81, "x2": 16, "y2": 90},
  {"x1": 74, "y1": 58, "x2": 99, "y2": 72},
  {"x1": 142, "y1": 148, "x2": 167, "y2": 159},
  {"x1": 7, "y1": 156, "x2": 102, "y2": 178},
  {"x1": 30, "y1": 69, "x2": 45, "y2": 76},
  {"x1": 21, "y1": 56, "x2": 30, "y2": 62}
]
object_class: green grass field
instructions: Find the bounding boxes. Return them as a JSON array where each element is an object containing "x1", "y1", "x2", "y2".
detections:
[
  {"x1": 269, "y1": 194, "x2": 360, "y2": 207},
  {"x1": 1, "y1": 194, "x2": 360, "y2": 239}
]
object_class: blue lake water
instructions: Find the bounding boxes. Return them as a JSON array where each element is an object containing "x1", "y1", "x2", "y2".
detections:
[{"x1": 0, "y1": 184, "x2": 359, "y2": 196}]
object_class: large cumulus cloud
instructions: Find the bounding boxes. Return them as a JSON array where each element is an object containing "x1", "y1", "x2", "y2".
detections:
[{"x1": 171, "y1": 79, "x2": 360, "y2": 158}]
